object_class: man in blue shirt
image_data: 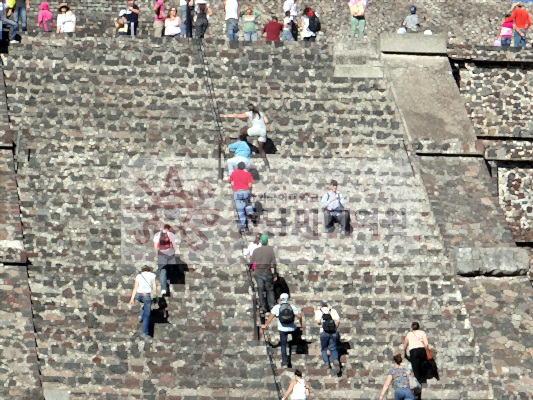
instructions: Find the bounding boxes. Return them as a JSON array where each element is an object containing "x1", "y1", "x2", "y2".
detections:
[{"x1": 225, "y1": 134, "x2": 252, "y2": 175}]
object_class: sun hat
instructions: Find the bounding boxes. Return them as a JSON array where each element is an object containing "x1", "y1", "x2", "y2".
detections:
[
  {"x1": 58, "y1": 2, "x2": 70, "y2": 11},
  {"x1": 39, "y1": 2, "x2": 50, "y2": 10},
  {"x1": 119, "y1": 9, "x2": 127, "y2": 17}
]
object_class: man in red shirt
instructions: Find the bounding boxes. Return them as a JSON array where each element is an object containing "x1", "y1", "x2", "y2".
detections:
[
  {"x1": 505, "y1": 2, "x2": 531, "y2": 48},
  {"x1": 262, "y1": 16, "x2": 284, "y2": 41},
  {"x1": 229, "y1": 162, "x2": 255, "y2": 233}
]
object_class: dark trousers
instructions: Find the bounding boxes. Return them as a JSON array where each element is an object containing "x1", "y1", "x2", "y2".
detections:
[
  {"x1": 195, "y1": 16, "x2": 208, "y2": 38},
  {"x1": 324, "y1": 210, "x2": 349, "y2": 232},
  {"x1": 279, "y1": 329, "x2": 296, "y2": 366},
  {"x1": 409, "y1": 347, "x2": 427, "y2": 384},
  {"x1": 303, "y1": 36, "x2": 316, "y2": 42},
  {"x1": 254, "y1": 272, "x2": 275, "y2": 312}
]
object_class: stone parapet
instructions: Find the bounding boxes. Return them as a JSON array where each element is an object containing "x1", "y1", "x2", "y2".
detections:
[{"x1": 451, "y1": 247, "x2": 530, "y2": 276}]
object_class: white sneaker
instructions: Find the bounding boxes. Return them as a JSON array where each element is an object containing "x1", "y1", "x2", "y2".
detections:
[
  {"x1": 161, "y1": 290, "x2": 167, "y2": 296},
  {"x1": 10, "y1": 40, "x2": 20, "y2": 43}
]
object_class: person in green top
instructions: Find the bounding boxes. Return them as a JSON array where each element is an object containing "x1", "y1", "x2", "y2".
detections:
[{"x1": 240, "y1": 5, "x2": 261, "y2": 41}]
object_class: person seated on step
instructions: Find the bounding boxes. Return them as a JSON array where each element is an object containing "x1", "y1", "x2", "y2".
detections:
[
  {"x1": 224, "y1": 134, "x2": 252, "y2": 176},
  {"x1": 400, "y1": 5, "x2": 419, "y2": 33},
  {"x1": 273, "y1": 272, "x2": 290, "y2": 302},
  {"x1": 56, "y1": 3, "x2": 76, "y2": 33},
  {"x1": 320, "y1": 180, "x2": 350, "y2": 234}
]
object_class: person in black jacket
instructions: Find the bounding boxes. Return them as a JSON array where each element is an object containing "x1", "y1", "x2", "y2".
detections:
[{"x1": 273, "y1": 272, "x2": 290, "y2": 302}]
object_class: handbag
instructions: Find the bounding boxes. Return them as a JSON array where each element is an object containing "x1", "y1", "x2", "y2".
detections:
[
  {"x1": 141, "y1": 273, "x2": 157, "y2": 301},
  {"x1": 424, "y1": 344, "x2": 433, "y2": 360}
]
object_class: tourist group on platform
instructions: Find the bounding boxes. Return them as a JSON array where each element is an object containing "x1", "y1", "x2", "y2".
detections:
[{"x1": 1, "y1": 0, "x2": 530, "y2": 47}]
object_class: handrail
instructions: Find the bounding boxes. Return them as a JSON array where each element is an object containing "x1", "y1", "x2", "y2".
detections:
[{"x1": 194, "y1": 37, "x2": 282, "y2": 400}]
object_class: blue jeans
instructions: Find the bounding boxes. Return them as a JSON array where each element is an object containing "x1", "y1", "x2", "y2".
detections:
[
  {"x1": 320, "y1": 331, "x2": 339, "y2": 365},
  {"x1": 243, "y1": 31, "x2": 258, "y2": 41},
  {"x1": 2, "y1": 17, "x2": 18, "y2": 40},
  {"x1": 513, "y1": 29, "x2": 526, "y2": 48},
  {"x1": 157, "y1": 253, "x2": 175, "y2": 292},
  {"x1": 180, "y1": 5, "x2": 188, "y2": 37},
  {"x1": 501, "y1": 37, "x2": 512, "y2": 47},
  {"x1": 394, "y1": 387, "x2": 415, "y2": 400},
  {"x1": 13, "y1": 5, "x2": 27, "y2": 31},
  {"x1": 135, "y1": 293, "x2": 151, "y2": 335},
  {"x1": 279, "y1": 330, "x2": 295, "y2": 366},
  {"x1": 226, "y1": 18, "x2": 238, "y2": 41},
  {"x1": 281, "y1": 30, "x2": 294, "y2": 41},
  {"x1": 233, "y1": 190, "x2": 254, "y2": 229}
]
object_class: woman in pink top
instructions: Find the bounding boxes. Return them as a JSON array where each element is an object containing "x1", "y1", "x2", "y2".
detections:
[
  {"x1": 499, "y1": 13, "x2": 515, "y2": 47},
  {"x1": 37, "y1": 2, "x2": 54, "y2": 32}
]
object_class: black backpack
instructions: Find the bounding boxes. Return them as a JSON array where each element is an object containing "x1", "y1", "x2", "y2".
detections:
[
  {"x1": 308, "y1": 15, "x2": 321, "y2": 33},
  {"x1": 279, "y1": 303, "x2": 295, "y2": 324},
  {"x1": 322, "y1": 311, "x2": 336, "y2": 333},
  {"x1": 263, "y1": 138, "x2": 277, "y2": 154}
]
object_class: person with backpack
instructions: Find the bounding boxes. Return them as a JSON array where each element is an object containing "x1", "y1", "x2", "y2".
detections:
[
  {"x1": 301, "y1": 7, "x2": 320, "y2": 42},
  {"x1": 37, "y1": 2, "x2": 53, "y2": 32},
  {"x1": 314, "y1": 301, "x2": 341, "y2": 374},
  {"x1": 152, "y1": 224, "x2": 177, "y2": 296},
  {"x1": 261, "y1": 293, "x2": 303, "y2": 368},
  {"x1": 349, "y1": 0, "x2": 366, "y2": 38},
  {"x1": 281, "y1": 369, "x2": 310, "y2": 400},
  {"x1": 281, "y1": 10, "x2": 295, "y2": 41}
]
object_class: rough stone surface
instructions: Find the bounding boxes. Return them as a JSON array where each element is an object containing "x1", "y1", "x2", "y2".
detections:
[
  {"x1": 458, "y1": 62, "x2": 532, "y2": 138},
  {"x1": 451, "y1": 247, "x2": 530, "y2": 276},
  {"x1": 497, "y1": 165, "x2": 533, "y2": 243},
  {"x1": 418, "y1": 156, "x2": 516, "y2": 249},
  {"x1": 384, "y1": 55, "x2": 480, "y2": 155}
]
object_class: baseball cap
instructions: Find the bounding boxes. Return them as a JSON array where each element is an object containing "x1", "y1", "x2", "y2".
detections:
[
  {"x1": 280, "y1": 293, "x2": 289, "y2": 303},
  {"x1": 142, "y1": 261, "x2": 151, "y2": 267},
  {"x1": 260, "y1": 234, "x2": 269, "y2": 245},
  {"x1": 320, "y1": 301, "x2": 328, "y2": 307},
  {"x1": 119, "y1": 9, "x2": 127, "y2": 17}
]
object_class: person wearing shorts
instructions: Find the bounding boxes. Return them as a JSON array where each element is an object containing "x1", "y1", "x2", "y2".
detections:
[{"x1": 220, "y1": 104, "x2": 270, "y2": 169}]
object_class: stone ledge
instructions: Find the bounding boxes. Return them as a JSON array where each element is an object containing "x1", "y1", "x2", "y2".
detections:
[
  {"x1": 380, "y1": 33, "x2": 448, "y2": 55},
  {"x1": 451, "y1": 247, "x2": 530, "y2": 276}
]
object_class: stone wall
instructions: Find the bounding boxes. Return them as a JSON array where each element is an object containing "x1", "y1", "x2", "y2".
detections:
[
  {"x1": 498, "y1": 164, "x2": 533, "y2": 243},
  {"x1": 458, "y1": 62, "x2": 532, "y2": 138}
]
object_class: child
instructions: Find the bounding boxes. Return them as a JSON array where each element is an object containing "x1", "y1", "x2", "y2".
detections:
[
  {"x1": 114, "y1": 9, "x2": 128, "y2": 35},
  {"x1": 37, "y1": 2, "x2": 54, "y2": 32},
  {"x1": 498, "y1": 14, "x2": 514, "y2": 47}
]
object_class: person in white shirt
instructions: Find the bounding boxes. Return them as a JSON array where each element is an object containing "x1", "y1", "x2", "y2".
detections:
[
  {"x1": 281, "y1": 10, "x2": 295, "y2": 41},
  {"x1": 320, "y1": 180, "x2": 349, "y2": 234},
  {"x1": 153, "y1": 224, "x2": 178, "y2": 296},
  {"x1": 301, "y1": 7, "x2": 317, "y2": 42},
  {"x1": 281, "y1": 370, "x2": 309, "y2": 400},
  {"x1": 261, "y1": 293, "x2": 304, "y2": 368},
  {"x1": 56, "y1": 3, "x2": 76, "y2": 33},
  {"x1": 243, "y1": 233, "x2": 262, "y2": 257},
  {"x1": 404, "y1": 321, "x2": 430, "y2": 386},
  {"x1": 314, "y1": 301, "x2": 341, "y2": 374},
  {"x1": 129, "y1": 262, "x2": 157, "y2": 339},
  {"x1": 283, "y1": 0, "x2": 298, "y2": 20},
  {"x1": 224, "y1": 0, "x2": 239, "y2": 41}
]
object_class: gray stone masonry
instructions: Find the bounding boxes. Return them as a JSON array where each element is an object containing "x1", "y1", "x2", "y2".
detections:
[
  {"x1": 384, "y1": 54, "x2": 482, "y2": 155},
  {"x1": 0, "y1": 149, "x2": 26, "y2": 263},
  {"x1": 2, "y1": 30, "x2": 533, "y2": 399},
  {"x1": 0, "y1": 264, "x2": 43, "y2": 399}
]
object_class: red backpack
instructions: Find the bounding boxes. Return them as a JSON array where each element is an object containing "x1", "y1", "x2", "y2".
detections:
[{"x1": 158, "y1": 231, "x2": 171, "y2": 250}]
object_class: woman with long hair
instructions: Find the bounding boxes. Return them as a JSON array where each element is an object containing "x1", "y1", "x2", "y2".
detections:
[
  {"x1": 379, "y1": 354, "x2": 418, "y2": 400},
  {"x1": 220, "y1": 103, "x2": 270, "y2": 168},
  {"x1": 301, "y1": 7, "x2": 316, "y2": 42},
  {"x1": 195, "y1": 1, "x2": 209, "y2": 38},
  {"x1": 281, "y1": 370, "x2": 309, "y2": 400},
  {"x1": 164, "y1": 6, "x2": 182, "y2": 38}
]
